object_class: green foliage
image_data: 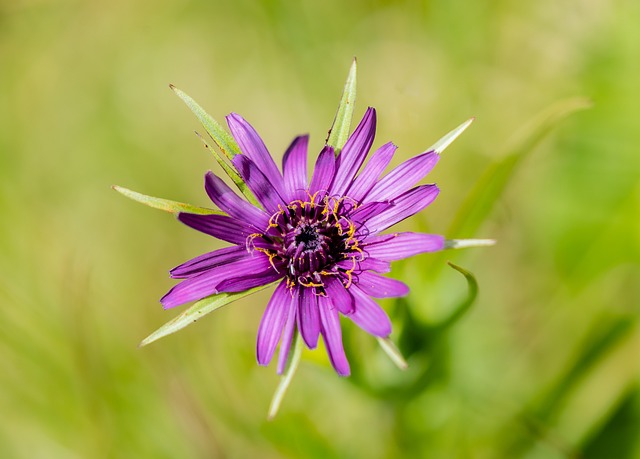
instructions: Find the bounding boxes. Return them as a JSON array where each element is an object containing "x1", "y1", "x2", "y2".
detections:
[
  {"x1": 140, "y1": 283, "x2": 276, "y2": 347},
  {"x1": 112, "y1": 185, "x2": 223, "y2": 215},
  {"x1": 326, "y1": 58, "x2": 357, "y2": 155},
  {"x1": 171, "y1": 86, "x2": 259, "y2": 206}
]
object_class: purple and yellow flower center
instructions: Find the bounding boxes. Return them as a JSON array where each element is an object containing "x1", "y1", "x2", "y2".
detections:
[{"x1": 247, "y1": 193, "x2": 362, "y2": 292}]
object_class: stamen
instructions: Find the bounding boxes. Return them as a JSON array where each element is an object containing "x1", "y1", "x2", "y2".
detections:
[{"x1": 252, "y1": 192, "x2": 362, "y2": 289}]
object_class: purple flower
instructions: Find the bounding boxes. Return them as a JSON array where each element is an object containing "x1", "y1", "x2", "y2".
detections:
[{"x1": 162, "y1": 107, "x2": 445, "y2": 376}]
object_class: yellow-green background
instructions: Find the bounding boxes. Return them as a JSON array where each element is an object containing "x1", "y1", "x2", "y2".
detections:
[{"x1": 1, "y1": 0, "x2": 639, "y2": 458}]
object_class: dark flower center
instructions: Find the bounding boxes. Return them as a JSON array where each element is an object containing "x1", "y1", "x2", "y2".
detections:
[
  {"x1": 294, "y1": 224, "x2": 322, "y2": 249},
  {"x1": 247, "y1": 194, "x2": 362, "y2": 289}
]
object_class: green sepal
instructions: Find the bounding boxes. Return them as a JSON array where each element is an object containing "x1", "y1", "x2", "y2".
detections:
[
  {"x1": 139, "y1": 283, "x2": 275, "y2": 347},
  {"x1": 170, "y1": 85, "x2": 241, "y2": 160},
  {"x1": 326, "y1": 58, "x2": 357, "y2": 155},
  {"x1": 428, "y1": 118, "x2": 474, "y2": 154},
  {"x1": 377, "y1": 337, "x2": 408, "y2": 370},
  {"x1": 112, "y1": 185, "x2": 223, "y2": 215},
  {"x1": 268, "y1": 331, "x2": 303, "y2": 420},
  {"x1": 444, "y1": 239, "x2": 496, "y2": 249},
  {"x1": 195, "y1": 132, "x2": 261, "y2": 207}
]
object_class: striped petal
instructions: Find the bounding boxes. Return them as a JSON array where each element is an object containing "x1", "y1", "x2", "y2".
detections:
[
  {"x1": 161, "y1": 252, "x2": 270, "y2": 308},
  {"x1": 362, "y1": 185, "x2": 440, "y2": 235},
  {"x1": 257, "y1": 281, "x2": 291, "y2": 366},
  {"x1": 232, "y1": 155, "x2": 286, "y2": 212},
  {"x1": 178, "y1": 213, "x2": 255, "y2": 245},
  {"x1": 204, "y1": 171, "x2": 269, "y2": 227},
  {"x1": 277, "y1": 287, "x2": 299, "y2": 374},
  {"x1": 331, "y1": 108, "x2": 377, "y2": 195},
  {"x1": 347, "y1": 142, "x2": 396, "y2": 202},
  {"x1": 226, "y1": 113, "x2": 285, "y2": 196},
  {"x1": 356, "y1": 272, "x2": 409, "y2": 298},
  {"x1": 324, "y1": 276, "x2": 354, "y2": 314},
  {"x1": 297, "y1": 288, "x2": 320, "y2": 349},
  {"x1": 363, "y1": 232, "x2": 445, "y2": 261},
  {"x1": 365, "y1": 151, "x2": 439, "y2": 202},
  {"x1": 346, "y1": 285, "x2": 392, "y2": 337},
  {"x1": 318, "y1": 295, "x2": 350, "y2": 376},
  {"x1": 282, "y1": 135, "x2": 309, "y2": 201},
  {"x1": 170, "y1": 246, "x2": 248, "y2": 279},
  {"x1": 309, "y1": 145, "x2": 336, "y2": 195}
]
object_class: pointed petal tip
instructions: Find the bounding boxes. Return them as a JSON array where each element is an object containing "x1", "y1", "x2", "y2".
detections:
[
  {"x1": 168, "y1": 83, "x2": 176, "y2": 90},
  {"x1": 430, "y1": 117, "x2": 475, "y2": 155}
]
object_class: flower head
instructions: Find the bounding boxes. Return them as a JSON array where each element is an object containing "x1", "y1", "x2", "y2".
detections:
[{"x1": 162, "y1": 107, "x2": 447, "y2": 376}]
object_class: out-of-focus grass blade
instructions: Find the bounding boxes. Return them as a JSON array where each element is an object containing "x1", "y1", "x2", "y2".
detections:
[
  {"x1": 112, "y1": 185, "x2": 223, "y2": 215},
  {"x1": 429, "y1": 118, "x2": 474, "y2": 154},
  {"x1": 436, "y1": 262, "x2": 479, "y2": 330},
  {"x1": 448, "y1": 97, "x2": 592, "y2": 238},
  {"x1": 268, "y1": 332, "x2": 303, "y2": 420},
  {"x1": 503, "y1": 316, "x2": 636, "y2": 457},
  {"x1": 377, "y1": 337, "x2": 408, "y2": 370},
  {"x1": 139, "y1": 283, "x2": 275, "y2": 347},
  {"x1": 533, "y1": 316, "x2": 635, "y2": 420},
  {"x1": 195, "y1": 132, "x2": 260, "y2": 207},
  {"x1": 445, "y1": 239, "x2": 496, "y2": 249},
  {"x1": 326, "y1": 58, "x2": 357, "y2": 155},
  {"x1": 170, "y1": 85, "x2": 242, "y2": 159}
]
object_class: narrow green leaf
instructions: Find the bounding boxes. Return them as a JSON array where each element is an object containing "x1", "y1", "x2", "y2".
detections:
[
  {"x1": 377, "y1": 337, "x2": 408, "y2": 370},
  {"x1": 428, "y1": 118, "x2": 474, "y2": 154},
  {"x1": 112, "y1": 185, "x2": 223, "y2": 215},
  {"x1": 448, "y1": 97, "x2": 592, "y2": 238},
  {"x1": 195, "y1": 132, "x2": 261, "y2": 208},
  {"x1": 326, "y1": 58, "x2": 357, "y2": 155},
  {"x1": 268, "y1": 331, "x2": 303, "y2": 420},
  {"x1": 533, "y1": 316, "x2": 635, "y2": 421},
  {"x1": 139, "y1": 283, "x2": 275, "y2": 347},
  {"x1": 436, "y1": 262, "x2": 479, "y2": 330},
  {"x1": 170, "y1": 85, "x2": 242, "y2": 159},
  {"x1": 445, "y1": 239, "x2": 496, "y2": 249}
]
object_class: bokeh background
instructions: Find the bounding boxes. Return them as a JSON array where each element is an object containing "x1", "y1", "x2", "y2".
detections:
[{"x1": 1, "y1": 0, "x2": 639, "y2": 458}]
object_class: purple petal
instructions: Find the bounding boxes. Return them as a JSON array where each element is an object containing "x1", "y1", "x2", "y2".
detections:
[
  {"x1": 363, "y1": 232, "x2": 445, "y2": 261},
  {"x1": 282, "y1": 135, "x2": 309, "y2": 201},
  {"x1": 350, "y1": 201, "x2": 391, "y2": 227},
  {"x1": 362, "y1": 185, "x2": 440, "y2": 235},
  {"x1": 161, "y1": 252, "x2": 270, "y2": 309},
  {"x1": 215, "y1": 265, "x2": 282, "y2": 293},
  {"x1": 204, "y1": 171, "x2": 269, "y2": 228},
  {"x1": 309, "y1": 145, "x2": 336, "y2": 195},
  {"x1": 297, "y1": 288, "x2": 320, "y2": 349},
  {"x1": 257, "y1": 280, "x2": 291, "y2": 366},
  {"x1": 346, "y1": 285, "x2": 392, "y2": 337},
  {"x1": 337, "y1": 257, "x2": 391, "y2": 273},
  {"x1": 170, "y1": 246, "x2": 248, "y2": 279},
  {"x1": 226, "y1": 113, "x2": 285, "y2": 195},
  {"x1": 277, "y1": 287, "x2": 299, "y2": 374},
  {"x1": 324, "y1": 276, "x2": 354, "y2": 314},
  {"x1": 365, "y1": 151, "x2": 439, "y2": 202},
  {"x1": 356, "y1": 272, "x2": 409, "y2": 298},
  {"x1": 330, "y1": 108, "x2": 377, "y2": 196},
  {"x1": 232, "y1": 154, "x2": 286, "y2": 212},
  {"x1": 346, "y1": 142, "x2": 396, "y2": 202},
  {"x1": 178, "y1": 213, "x2": 255, "y2": 245},
  {"x1": 318, "y1": 295, "x2": 350, "y2": 376}
]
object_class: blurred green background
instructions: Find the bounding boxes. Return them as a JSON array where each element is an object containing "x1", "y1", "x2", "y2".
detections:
[{"x1": 1, "y1": 0, "x2": 639, "y2": 457}]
